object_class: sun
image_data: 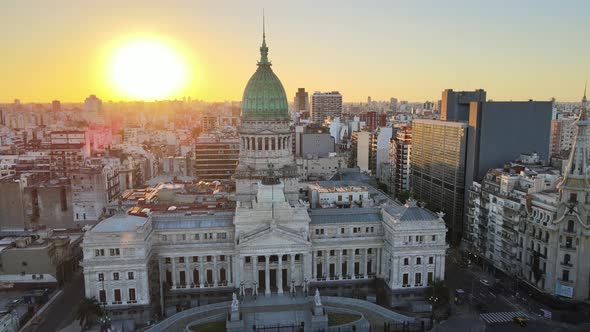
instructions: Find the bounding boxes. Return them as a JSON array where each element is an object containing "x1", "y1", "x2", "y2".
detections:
[{"x1": 108, "y1": 38, "x2": 187, "y2": 100}]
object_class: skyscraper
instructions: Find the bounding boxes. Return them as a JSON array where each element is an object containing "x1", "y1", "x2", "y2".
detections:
[
  {"x1": 465, "y1": 100, "x2": 553, "y2": 183},
  {"x1": 311, "y1": 91, "x2": 342, "y2": 124},
  {"x1": 441, "y1": 89, "x2": 486, "y2": 121},
  {"x1": 294, "y1": 88, "x2": 309, "y2": 113},
  {"x1": 411, "y1": 119, "x2": 468, "y2": 243}
]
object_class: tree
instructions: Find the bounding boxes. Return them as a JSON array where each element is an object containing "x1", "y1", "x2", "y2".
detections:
[{"x1": 76, "y1": 297, "x2": 102, "y2": 331}]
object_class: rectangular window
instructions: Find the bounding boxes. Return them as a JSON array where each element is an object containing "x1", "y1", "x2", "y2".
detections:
[
  {"x1": 220, "y1": 255, "x2": 226, "y2": 261},
  {"x1": 95, "y1": 249, "x2": 105, "y2": 257},
  {"x1": 99, "y1": 290, "x2": 106, "y2": 304},
  {"x1": 165, "y1": 257, "x2": 171, "y2": 264},
  {"x1": 431, "y1": 235, "x2": 436, "y2": 242},
  {"x1": 109, "y1": 248, "x2": 120, "y2": 256},
  {"x1": 193, "y1": 256, "x2": 199, "y2": 262},
  {"x1": 402, "y1": 273, "x2": 409, "y2": 286},
  {"x1": 162, "y1": 235, "x2": 168, "y2": 241},
  {"x1": 403, "y1": 258, "x2": 409, "y2": 265},
  {"x1": 341, "y1": 228, "x2": 345, "y2": 234},
  {"x1": 113, "y1": 289, "x2": 121, "y2": 304},
  {"x1": 128, "y1": 288, "x2": 136, "y2": 302},
  {"x1": 207, "y1": 256, "x2": 212, "y2": 262},
  {"x1": 355, "y1": 249, "x2": 360, "y2": 255},
  {"x1": 415, "y1": 273, "x2": 422, "y2": 286},
  {"x1": 427, "y1": 272, "x2": 434, "y2": 285},
  {"x1": 194, "y1": 234, "x2": 200, "y2": 240},
  {"x1": 330, "y1": 250, "x2": 335, "y2": 256},
  {"x1": 128, "y1": 272, "x2": 134, "y2": 280},
  {"x1": 429, "y1": 256, "x2": 434, "y2": 264},
  {"x1": 317, "y1": 251, "x2": 323, "y2": 257},
  {"x1": 217, "y1": 233, "x2": 227, "y2": 240},
  {"x1": 366, "y1": 227, "x2": 370, "y2": 233},
  {"x1": 562, "y1": 269, "x2": 570, "y2": 282},
  {"x1": 113, "y1": 272, "x2": 119, "y2": 281},
  {"x1": 98, "y1": 273, "x2": 104, "y2": 281},
  {"x1": 179, "y1": 257, "x2": 185, "y2": 263}
]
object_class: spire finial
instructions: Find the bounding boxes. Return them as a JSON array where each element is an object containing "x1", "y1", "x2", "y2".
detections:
[
  {"x1": 258, "y1": 10, "x2": 270, "y2": 66},
  {"x1": 582, "y1": 81, "x2": 588, "y2": 107}
]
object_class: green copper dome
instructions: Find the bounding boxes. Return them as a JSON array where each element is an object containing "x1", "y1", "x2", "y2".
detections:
[{"x1": 241, "y1": 31, "x2": 289, "y2": 120}]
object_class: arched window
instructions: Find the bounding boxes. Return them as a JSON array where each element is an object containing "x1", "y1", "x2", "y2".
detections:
[
  {"x1": 564, "y1": 254, "x2": 571, "y2": 265},
  {"x1": 567, "y1": 220, "x2": 575, "y2": 233}
]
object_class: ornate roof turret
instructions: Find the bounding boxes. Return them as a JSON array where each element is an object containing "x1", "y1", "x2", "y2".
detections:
[
  {"x1": 558, "y1": 108, "x2": 590, "y2": 193},
  {"x1": 241, "y1": 15, "x2": 289, "y2": 121}
]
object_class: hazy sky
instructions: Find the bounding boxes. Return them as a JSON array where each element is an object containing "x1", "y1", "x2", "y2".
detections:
[{"x1": 1, "y1": 0, "x2": 588, "y2": 103}]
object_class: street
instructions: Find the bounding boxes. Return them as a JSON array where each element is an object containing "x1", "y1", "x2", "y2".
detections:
[
  {"x1": 434, "y1": 249, "x2": 574, "y2": 332},
  {"x1": 33, "y1": 271, "x2": 85, "y2": 332}
]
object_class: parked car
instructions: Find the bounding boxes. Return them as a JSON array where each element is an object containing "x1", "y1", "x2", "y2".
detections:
[{"x1": 480, "y1": 279, "x2": 491, "y2": 287}]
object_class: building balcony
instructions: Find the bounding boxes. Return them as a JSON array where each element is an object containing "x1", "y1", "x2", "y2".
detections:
[
  {"x1": 557, "y1": 278, "x2": 574, "y2": 286},
  {"x1": 560, "y1": 262, "x2": 573, "y2": 268},
  {"x1": 560, "y1": 245, "x2": 576, "y2": 251}
]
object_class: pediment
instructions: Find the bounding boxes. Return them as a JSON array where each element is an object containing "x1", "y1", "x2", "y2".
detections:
[
  {"x1": 238, "y1": 225, "x2": 309, "y2": 249},
  {"x1": 553, "y1": 202, "x2": 590, "y2": 229},
  {"x1": 255, "y1": 129, "x2": 280, "y2": 135}
]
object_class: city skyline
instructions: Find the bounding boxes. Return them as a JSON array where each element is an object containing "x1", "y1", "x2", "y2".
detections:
[{"x1": 1, "y1": 0, "x2": 589, "y2": 103}]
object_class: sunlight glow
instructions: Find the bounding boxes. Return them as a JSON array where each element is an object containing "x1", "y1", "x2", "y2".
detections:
[{"x1": 109, "y1": 38, "x2": 187, "y2": 100}]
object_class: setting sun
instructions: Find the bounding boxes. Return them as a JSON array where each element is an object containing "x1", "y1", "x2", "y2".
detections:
[{"x1": 108, "y1": 38, "x2": 187, "y2": 100}]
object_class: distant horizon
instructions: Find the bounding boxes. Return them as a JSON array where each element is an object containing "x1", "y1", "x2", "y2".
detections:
[{"x1": 1, "y1": 0, "x2": 588, "y2": 103}]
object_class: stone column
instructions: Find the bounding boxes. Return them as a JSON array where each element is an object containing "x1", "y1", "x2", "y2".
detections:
[
  {"x1": 237, "y1": 256, "x2": 243, "y2": 287},
  {"x1": 158, "y1": 257, "x2": 164, "y2": 316},
  {"x1": 199, "y1": 256, "x2": 204, "y2": 288},
  {"x1": 349, "y1": 249, "x2": 355, "y2": 279},
  {"x1": 377, "y1": 248, "x2": 382, "y2": 276},
  {"x1": 290, "y1": 254, "x2": 296, "y2": 284},
  {"x1": 171, "y1": 257, "x2": 177, "y2": 289},
  {"x1": 252, "y1": 255, "x2": 258, "y2": 291},
  {"x1": 337, "y1": 250, "x2": 343, "y2": 280},
  {"x1": 213, "y1": 255, "x2": 218, "y2": 287},
  {"x1": 277, "y1": 254, "x2": 283, "y2": 294},
  {"x1": 324, "y1": 250, "x2": 329, "y2": 279},
  {"x1": 185, "y1": 256, "x2": 192, "y2": 287},
  {"x1": 265, "y1": 255, "x2": 270, "y2": 295},
  {"x1": 312, "y1": 252, "x2": 317, "y2": 280},
  {"x1": 363, "y1": 249, "x2": 368, "y2": 278}
]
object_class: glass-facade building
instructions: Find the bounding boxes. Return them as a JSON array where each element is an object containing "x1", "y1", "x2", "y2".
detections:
[{"x1": 410, "y1": 119, "x2": 468, "y2": 244}]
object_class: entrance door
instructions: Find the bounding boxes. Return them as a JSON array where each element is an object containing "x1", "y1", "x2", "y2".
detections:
[
  {"x1": 342, "y1": 262, "x2": 347, "y2": 276},
  {"x1": 220, "y1": 268, "x2": 226, "y2": 285},
  {"x1": 329, "y1": 264, "x2": 335, "y2": 278},
  {"x1": 317, "y1": 263, "x2": 323, "y2": 278},
  {"x1": 282, "y1": 269, "x2": 288, "y2": 290},
  {"x1": 270, "y1": 269, "x2": 277, "y2": 292},
  {"x1": 166, "y1": 270, "x2": 172, "y2": 286},
  {"x1": 258, "y1": 270, "x2": 265, "y2": 292},
  {"x1": 207, "y1": 269, "x2": 213, "y2": 284},
  {"x1": 179, "y1": 271, "x2": 186, "y2": 286},
  {"x1": 354, "y1": 262, "x2": 360, "y2": 276}
]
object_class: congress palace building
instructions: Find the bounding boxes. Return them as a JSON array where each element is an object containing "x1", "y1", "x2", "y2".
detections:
[{"x1": 81, "y1": 25, "x2": 448, "y2": 323}]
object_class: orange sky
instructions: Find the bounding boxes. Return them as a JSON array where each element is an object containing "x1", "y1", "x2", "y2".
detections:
[{"x1": 0, "y1": 0, "x2": 588, "y2": 103}]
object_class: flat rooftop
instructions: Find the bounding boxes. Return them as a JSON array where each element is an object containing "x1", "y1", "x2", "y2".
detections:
[{"x1": 91, "y1": 214, "x2": 148, "y2": 233}]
